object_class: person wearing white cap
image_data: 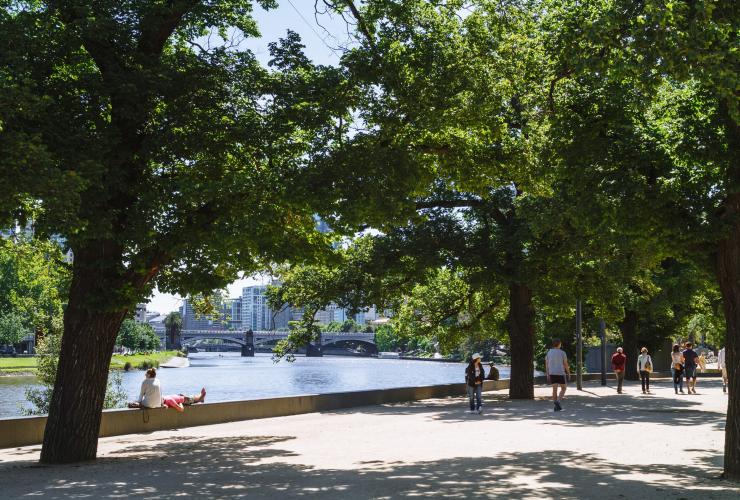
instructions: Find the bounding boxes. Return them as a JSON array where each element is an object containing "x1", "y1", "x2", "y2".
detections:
[
  {"x1": 465, "y1": 353, "x2": 486, "y2": 414},
  {"x1": 611, "y1": 347, "x2": 627, "y2": 394}
]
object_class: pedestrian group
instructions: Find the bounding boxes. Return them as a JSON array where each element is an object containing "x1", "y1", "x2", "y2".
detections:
[{"x1": 464, "y1": 339, "x2": 729, "y2": 414}]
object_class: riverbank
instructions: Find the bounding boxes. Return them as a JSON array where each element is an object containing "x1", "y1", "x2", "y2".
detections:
[
  {"x1": 0, "y1": 357, "x2": 36, "y2": 376},
  {"x1": 0, "y1": 378, "x2": 734, "y2": 499},
  {"x1": 109, "y1": 351, "x2": 183, "y2": 371},
  {"x1": 0, "y1": 351, "x2": 182, "y2": 377}
]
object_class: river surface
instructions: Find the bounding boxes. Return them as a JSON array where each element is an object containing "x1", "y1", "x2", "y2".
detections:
[{"x1": 0, "y1": 353, "x2": 510, "y2": 418}]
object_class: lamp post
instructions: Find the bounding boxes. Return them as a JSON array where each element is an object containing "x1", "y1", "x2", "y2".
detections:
[
  {"x1": 576, "y1": 300, "x2": 583, "y2": 391},
  {"x1": 600, "y1": 318, "x2": 607, "y2": 386}
]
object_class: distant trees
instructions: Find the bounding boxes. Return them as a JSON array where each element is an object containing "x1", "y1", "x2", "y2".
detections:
[
  {"x1": 115, "y1": 319, "x2": 161, "y2": 352},
  {"x1": 0, "y1": 236, "x2": 69, "y2": 347},
  {"x1": 164, "y1": 311, "x2": 183, "y2": 350}
]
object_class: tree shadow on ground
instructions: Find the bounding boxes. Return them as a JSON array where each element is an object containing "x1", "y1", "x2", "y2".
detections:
[
  {"x1": 0, "y1": 438, "x2": 736, "y2": 499},
  {"x1": 327, "y1": 380, "x2": 727, "y2": 431}
]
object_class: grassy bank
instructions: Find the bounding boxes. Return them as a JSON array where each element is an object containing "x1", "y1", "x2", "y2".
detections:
[
  {"x1": 110, "y1": 351, "x2": 182, "y2": 371},
  {"x1": 0, "y1": 351, "x2": 182, "y2": 375},
  {"x1": 0, "y1": 357, "x2": 38, "y2": 374}
]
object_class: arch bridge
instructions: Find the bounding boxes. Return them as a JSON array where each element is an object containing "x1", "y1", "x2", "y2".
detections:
[{"x1": 180, "y1": 329, "x2": 377, "y2": 357}]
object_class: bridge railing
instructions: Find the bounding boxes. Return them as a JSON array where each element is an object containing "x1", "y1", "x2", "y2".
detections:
[{"x1": 181, "y1": 329, "x2": 375, "y2": 338}]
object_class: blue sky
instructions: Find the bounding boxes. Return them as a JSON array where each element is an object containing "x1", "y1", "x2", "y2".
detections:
[
  {"x1": 147, "y1": 2, "x2": 351, "y2": 314},
  {"x1": 248, "y1": 1, "x2": 349, "y2": 66}
]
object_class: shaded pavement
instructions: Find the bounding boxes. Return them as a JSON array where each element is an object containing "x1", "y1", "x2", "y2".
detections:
[{"x1": 0, "y1": 378, "x2": 736, "y2": 499}]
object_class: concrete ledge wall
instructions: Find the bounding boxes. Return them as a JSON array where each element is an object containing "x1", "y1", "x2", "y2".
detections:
[{"x1": 0, "y1": 374, "x2": 619, "y2": 449}]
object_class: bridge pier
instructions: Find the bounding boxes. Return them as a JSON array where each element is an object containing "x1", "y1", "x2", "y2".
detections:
[
  {"x1": 241, "y1": 329, "x2": 254, "y2": 357},
  {"x1": 306, "y1": 343, "x2": 323, "y2": 357}
]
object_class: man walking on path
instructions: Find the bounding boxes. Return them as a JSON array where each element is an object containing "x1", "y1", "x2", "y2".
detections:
[
  {"x1": 545, "y1": 339, "x2": 570, "y2": 412},
  {"x1": 683, "y1": 343, "x2": 699, "y2": 394},
  {"x1": 611, "y1": 347, "x2": 627, "y2": 394},
  {"x1": 718, "y1": 346, "x2": 727, "y2": 394}
]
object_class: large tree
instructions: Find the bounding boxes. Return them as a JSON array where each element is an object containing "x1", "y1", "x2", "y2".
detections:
[
  {"x1": 0, "y1": 1, "x2": 401, "y2": 463},
  {"x1": 543, "y1": 0, "x2": 738, "y2": 478}
]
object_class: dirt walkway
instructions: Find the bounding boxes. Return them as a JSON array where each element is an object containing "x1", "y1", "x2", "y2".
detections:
[{"x1": 0, "y1": 378, "x2": 736, "y2": 499}]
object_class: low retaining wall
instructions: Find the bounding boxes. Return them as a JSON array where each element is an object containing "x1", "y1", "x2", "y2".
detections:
[{"x1": 0, "y1": 374, "x2": 621, "y2": 449}]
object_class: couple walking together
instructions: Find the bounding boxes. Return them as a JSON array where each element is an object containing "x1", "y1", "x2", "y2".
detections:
[{"x1": 612, "y1": 347, "x2": 654, "y2": 394}]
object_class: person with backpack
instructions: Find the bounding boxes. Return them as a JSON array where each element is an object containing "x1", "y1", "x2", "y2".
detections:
[
  {"x1": 637, "y1": 347, "x2": 653, "y2": 394},
  {"x1": 465, "y1": 353, "x2": 485, "y2": 414}
]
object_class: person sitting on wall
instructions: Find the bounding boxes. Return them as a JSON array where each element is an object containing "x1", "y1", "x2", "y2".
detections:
[
  {"x1": 487, "y1": 363, "x2": 500, "y2": 381},
  {"x1": 127, "y1": 368, "x2": 162, "y2": 409}
]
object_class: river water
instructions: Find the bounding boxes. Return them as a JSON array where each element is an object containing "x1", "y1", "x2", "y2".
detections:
[{"x1": 0, "y1": 353, "x2": 510, "y2": 418}]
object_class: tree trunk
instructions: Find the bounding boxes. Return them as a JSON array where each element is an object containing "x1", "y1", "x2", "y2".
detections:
[
  {"x1": 508, "y1": 282, "x2": 535, "y2": 399},
  {"x1": 40, "y1": 249, "x2": 128, "y2": 464},
  {"x1": 716, "y1": 95, "x2": 740, "y2": 481},
  {"x1": 619, "y1": 310, "x2": 639, "y2": 381},
  {"x1": 716, "y1": 193, "x2": 740, "y2": 480}
]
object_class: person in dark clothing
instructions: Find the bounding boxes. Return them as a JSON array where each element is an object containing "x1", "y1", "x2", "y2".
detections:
[
  {"x1": 487, "y1": 363, "x2": 500, "y2": 381},
  {"x1": 682, "y1": 342, "x2": 699, "y2": 394},
  {"x1": 465, "y1": 353, "x2": 485, "y2": 414},
  {"x1": 611, "y1": 347, "x2": 627, "y2": 394}
]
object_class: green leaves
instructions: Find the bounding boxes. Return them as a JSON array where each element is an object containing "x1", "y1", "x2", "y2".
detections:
[
  {"x1": 0, "y1": 235, "x2": 69, "y2": 337},
  {"x1": 115, "y1": 318, "x2": 161, "y2": 351}
]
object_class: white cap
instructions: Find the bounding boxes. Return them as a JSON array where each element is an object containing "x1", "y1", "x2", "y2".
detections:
[{"x1": 472, "y1": 353, "x2": 482, "y2": 360}]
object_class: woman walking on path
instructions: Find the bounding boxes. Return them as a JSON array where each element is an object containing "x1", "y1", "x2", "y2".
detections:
[
  {"x1": 698, "y1": 352, "x2": 707, "y2": 373},
  {"x1": 465, "y1": 353, "x2": 485, "y2": 414},
  {"x1": 671, "y1": 344, "x2": 685, "y2": 394},
  {"x1": 637, "y1": 347, "x2": 653, "y2": 394}
]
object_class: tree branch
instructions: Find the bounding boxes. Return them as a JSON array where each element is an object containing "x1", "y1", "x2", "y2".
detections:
[
  {"x1": 137, "y1": 0, "x2": 201, "y2": 58},
  {"x1": 547, "y1": 67, "x2": 573, "y2": 114},
  {"x1": 340, "y1": 0, "x2": 375, "y2": 47},
  {"x1": 415, "y1": 199, "x2": 509, "y2": 226},
  {"x1": 415, "y1": 199, "x2": 484, "y2": 210}
]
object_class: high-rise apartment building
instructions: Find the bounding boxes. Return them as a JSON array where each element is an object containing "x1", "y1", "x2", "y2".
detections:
[
  {"x1": 181, "y1": 297, "x2": 223, "y2": 330},
  {"x1": 223, "y1": 297, "x2": 243, "y2": 330},
  {"x1": 241, "y1": 286, "x2": 272, "y2": 331}
]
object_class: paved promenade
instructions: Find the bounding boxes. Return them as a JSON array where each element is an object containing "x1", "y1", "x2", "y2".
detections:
[{"x1": 0, "y1": 378, "x2": 737, "y2": 499}]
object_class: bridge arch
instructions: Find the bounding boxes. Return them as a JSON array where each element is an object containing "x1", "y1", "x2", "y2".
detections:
[{"x1": 181, "y1": 336, "x2": 246, "y2": 347}]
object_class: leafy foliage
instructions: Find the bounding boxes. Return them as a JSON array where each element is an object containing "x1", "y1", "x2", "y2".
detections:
[
  {"x1": 0, "y1": 235, "x2": 69, "y2": 339},
  {"x1": 0, "y1": 311, "x2": 27, "y2": 346},
  {"x1": 24, "y1": 320, "x2": 127, "y2": 415},
  {"x1": 116, "y1": 318, "x2": 162, "y2": 351}
]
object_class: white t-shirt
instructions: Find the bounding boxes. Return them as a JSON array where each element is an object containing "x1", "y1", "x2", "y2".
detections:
[
  {"x1": 671, "y1": 352, "x2": 683, "y2": 366},
  {"x1": 637, "y1": 353, "x2": 652, "y2": 371},
  {"x1": 546, "y1": 348, "x2": 568, "y2": 376},
  {"x1": 138, "y1": 377, "x2": 162, "y2": 408}
]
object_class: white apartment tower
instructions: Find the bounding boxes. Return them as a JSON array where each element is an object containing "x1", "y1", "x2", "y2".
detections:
[{"x1": 241, "y1": 286, "x2": 272, "y2": 331}]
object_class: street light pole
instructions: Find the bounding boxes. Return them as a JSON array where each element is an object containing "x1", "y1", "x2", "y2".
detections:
[
  {"x1": 576, "y1": 300, "x2": 583, "y2": 391},
  {"x1": 599, "y1": 318, "x2": 607, "y2": 386}
]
